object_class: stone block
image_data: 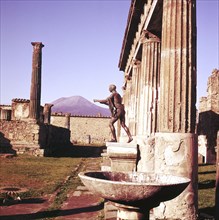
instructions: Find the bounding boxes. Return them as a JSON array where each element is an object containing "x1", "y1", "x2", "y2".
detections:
[
  {"x1": 106, "y1": 142, "x2": 137, "y2": 172},
  {"x1": 154, "y1": 132, "x2": 198, "y2": 220}
]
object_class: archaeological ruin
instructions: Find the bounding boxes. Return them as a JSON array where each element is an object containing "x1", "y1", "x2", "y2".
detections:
[
  {"x1": 197, "y1": 69, "x2": 219, "y2": 164},
  {"x1": 0, "y1": 42, "x2": 71, "y2": 156},
  {"x1": 105, "y1": 0, "x2": 198, "y2": 219},
  {"x1": 0, "y1": 0, "x2": 218, "y2": 219},
  {"x1": 103, "y1": 0, "x2": 218, "y2": 219},
  {"x1": 0, "y1": 41, "x2": 112, "y2": 155}
]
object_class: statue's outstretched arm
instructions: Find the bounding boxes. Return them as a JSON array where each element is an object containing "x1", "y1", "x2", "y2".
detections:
[{"x1": 93, "y1": 99, "x2": 109, "y2": 106}]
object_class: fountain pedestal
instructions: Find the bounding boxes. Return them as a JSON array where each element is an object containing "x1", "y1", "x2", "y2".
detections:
[
  {"x1": 106, "y1": 142, "x2": 138, "y2": 172},
  {"x1": 116, "y1": 203, "x2": 149, "y2": 220}
]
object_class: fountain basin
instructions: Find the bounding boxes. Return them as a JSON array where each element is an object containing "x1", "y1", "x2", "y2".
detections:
[{"x1": 78, "y1": 171, "x2": 190, "y2": 209}]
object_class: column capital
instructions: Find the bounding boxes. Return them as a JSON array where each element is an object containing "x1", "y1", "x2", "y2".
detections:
[
  {"x1": 132, "y1": 59, "x2": 141, "y2": 66},
  {"x1": 140, "y1": 30, "x2": 160, "y2": 43},
  {"x1": 31, "y1": 42, "x2": 44, "y2": 50}
]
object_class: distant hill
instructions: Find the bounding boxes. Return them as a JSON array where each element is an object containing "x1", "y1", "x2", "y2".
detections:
[{"x1": 51, "y1": 96, "x2": 110, "y2": 117}]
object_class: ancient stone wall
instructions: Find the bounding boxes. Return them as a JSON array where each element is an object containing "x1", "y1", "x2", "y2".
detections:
[
  {"x1": 0, "y1": 105, "x2": 12, "y2": 121},
  {"x1": 0, "y1": 120, "x2": 71, "y2": 156},
  {"x1": 198, "y1": 69, "x2": 219, "y2": 163},
  {"x1": 199, "y1": 69, "x2": 219, "y2": 114},
  {"x1": 0, "y1": 120, "x2": 39, "y2": 146},
  {"x1": 51, "y1": 115, "x2": 111, "y2": 145},
  {"x1": 39, "y1": 123, "x2": 71, "y2": 156},
  {"x1": 11, "y1": 99, "x2": 30, "y2": 120}
]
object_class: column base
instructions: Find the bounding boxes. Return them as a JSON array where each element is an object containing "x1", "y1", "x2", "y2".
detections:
[{"x1": 154, "y1": 132, "x2": 198, "y2": 220}]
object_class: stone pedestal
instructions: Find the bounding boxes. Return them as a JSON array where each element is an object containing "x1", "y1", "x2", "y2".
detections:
[
  {"x1": 116, "y1": 204, "x2": 149, "y2": 220},
  {"x1": 104, "y1": 142, "x2": 138, "y2": 220},
  {"x1": 154, "y1": 132, "x2": 198, "y2": 220},
  {"x1": 106, "y1": 142, "x2": 138, "y2": 172}
]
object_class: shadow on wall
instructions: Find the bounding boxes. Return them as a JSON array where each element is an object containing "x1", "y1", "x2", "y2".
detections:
[
  {"x1": 47, "y1": 145, "x2": 106, "y2": 158},
  {"x1": 197, "y1": 110, "x2": 219, "y2": 163},
  {"x1": 0, "y1": 132, "x2": 16, "y2": 154}
]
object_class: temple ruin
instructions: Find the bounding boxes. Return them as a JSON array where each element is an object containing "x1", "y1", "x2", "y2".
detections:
[
  {"x1": 197, "y1": 69, "x2": 219, "y2": 164},
  {"x1": 116, "y1": 0, "x2": 198, "y2": 219},
  {"x1": 0, "y1": 42, "x2": 71, "y2": 156}
]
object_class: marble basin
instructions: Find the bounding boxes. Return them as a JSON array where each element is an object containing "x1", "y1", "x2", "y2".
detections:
[{"x1": 78, "y1": 171, "x2": 190, "y2": 209}]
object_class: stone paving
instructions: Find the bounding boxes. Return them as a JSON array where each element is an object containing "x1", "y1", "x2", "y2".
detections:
[{"x1": 0, "y1": 157, "x2": 106, "y2": 220}]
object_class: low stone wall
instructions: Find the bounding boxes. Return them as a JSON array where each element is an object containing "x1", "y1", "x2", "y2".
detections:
[
  {"x1": 40, "y1": 124, "x2": 71, "y2": 155},
  {"x1": 51, "y1": 115, "x2": 111, "y2": 145},
  {"x1": 0, "y1": 120, "x2": 71, "y2": 156},
  {"x1": 0, "y1": 120, "x2": 39, "y2": 147}
]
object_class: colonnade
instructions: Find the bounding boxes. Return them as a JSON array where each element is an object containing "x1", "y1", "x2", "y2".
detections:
[{"x1": 120, "y1": 0, "x2": 197, "y2": 219}]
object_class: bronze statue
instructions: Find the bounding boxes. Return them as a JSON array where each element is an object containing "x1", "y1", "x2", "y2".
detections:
[{"x1": 94, "y1": 84, "x2": 133, "y2": 143}]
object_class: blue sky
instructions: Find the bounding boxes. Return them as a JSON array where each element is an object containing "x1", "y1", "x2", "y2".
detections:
[{"x1": 0, "y1": 0, "x2": 218, "y2": 107}]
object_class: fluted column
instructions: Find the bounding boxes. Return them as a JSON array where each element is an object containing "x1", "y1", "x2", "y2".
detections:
[
  {"x1": 159, "y1": 0, "x2": 196, "y2": 133},
  {"x1": 29, "y1": 42, "x2": 44, "y2": 121},
  {"x1": 154, "y1": 1, "x2": 197, "y2": 219},
  {"x1": 140, "y1": 31, "x2": 161, "y2": 136},
  {"x1": 131, "y1": 60, "x2": 141, "y2": 136}
]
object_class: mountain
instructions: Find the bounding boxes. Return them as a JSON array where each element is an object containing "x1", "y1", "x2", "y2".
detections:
[{"x1": 51, "y1": 96, "x2": 111, "y2": 117}]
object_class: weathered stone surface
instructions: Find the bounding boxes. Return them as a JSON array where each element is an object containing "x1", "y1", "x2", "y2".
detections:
[
  {"x1": 154, "y1": 132, "x2": 198, "y2": 220},
  {"x1": 199, "y1": 69, "x2": 219, "y2": 114},
  {"x1": 11, "y1": 100, "x2": 30, "y2": 120},
  {"x1": 106, "y1": 142, "x2": 137, "y2": 172},
  {"x1": 51, "y1": 114, "x2": 111, "y2": 145},
  {"x1": 43, "y1": 103, "x2": 53, "y2": 124},
  {"x1": 29, "y1": 42, "x2": 44, "y2": 121},
  {"x1": 198, "y1": 69, "x2": 219, "y2": 164},
  {"x1": 137, "y1": 136, "x2": 155, "y2": 173},
  {"x1": 118, "y1": 0, "x2": 198, "y2": 219},
  {"x1": 0, "y1": 120, "x2": 71, "y2": 156}
]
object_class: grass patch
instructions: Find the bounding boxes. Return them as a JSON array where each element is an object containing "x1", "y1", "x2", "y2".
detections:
[
  {"x1": 198, "y1": 164, "x2": 216, "y2": 217},
  {"x1": 0, "y1": 154, "x2": 83, "y2": 198},
  {"x1": 0, "y1": 154, "x2": 216, "y2": 218}
]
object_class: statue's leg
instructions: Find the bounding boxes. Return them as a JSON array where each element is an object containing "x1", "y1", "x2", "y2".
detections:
[
  {"x1": 109, "y1": 117, "x2": 118, "y2": 142},
  {"x1": 120, "y1": 120, "x2": 133, "y2": 143}
]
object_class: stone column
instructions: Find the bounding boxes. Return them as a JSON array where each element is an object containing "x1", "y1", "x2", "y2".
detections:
[
  {"x1": 136, "y1": 31, "x2": 161, "y2": 173},
  {"x1": 65, "y1": 113, "x2": 71, "y2": 129},
  {"x1": 159, "y1": 0, "x2": 196, "y2": 133},
  {"x1": 29, "y1": 42, "x2": 44, "y2": 121},
  {"x1": 140, "y1": 31, "x2": 161, "y2": 136},
  {"x1": 154, "y1": 0, "x2": 197, "y2": 219},
  {"x1": 131, "y1": 60, "x2": 141, "y2": 136},
  {"x1": 43, "y1": 104, "x2": 53, "y2": 124}
]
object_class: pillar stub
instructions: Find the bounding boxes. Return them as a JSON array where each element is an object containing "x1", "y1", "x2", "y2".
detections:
[
  {"x1": 153, "y1": 132, "x2": 198, "y2": 219},
  {"x1": 106, "y1": 142, "x2": 138, "y2": 172}
]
